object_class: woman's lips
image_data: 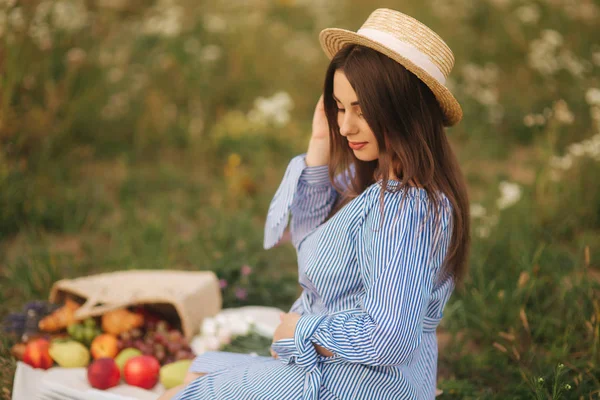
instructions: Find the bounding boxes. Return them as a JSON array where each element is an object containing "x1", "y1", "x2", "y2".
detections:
[{"x1": 349, "y1": 141, "x2": 368, "y2": 150}]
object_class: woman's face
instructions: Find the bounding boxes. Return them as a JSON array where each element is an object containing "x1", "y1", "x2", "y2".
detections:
[{"x1": 333, "y1": 70, "x2": 379, "y2": 162}]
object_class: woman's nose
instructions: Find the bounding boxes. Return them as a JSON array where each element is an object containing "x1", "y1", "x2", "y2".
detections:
[{"x1": 339, "y1": 114, "x2": 358, "y2": 137}]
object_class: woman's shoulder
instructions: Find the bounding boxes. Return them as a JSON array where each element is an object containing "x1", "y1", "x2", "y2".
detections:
[{"x1": 362, "y1": 181, "x2": 453, "y2": 227}]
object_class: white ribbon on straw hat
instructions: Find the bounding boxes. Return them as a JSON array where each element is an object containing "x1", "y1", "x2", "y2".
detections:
[{"x1": 319, "y1": 8, "x2": 463, "y2": 126}]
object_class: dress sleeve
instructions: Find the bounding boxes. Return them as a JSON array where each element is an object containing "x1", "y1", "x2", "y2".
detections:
[
  {"x1": 263, "y1": 153, "x2": 338, "y2": 251},
  {"x1": 291, "y1": 194, "x2": 452, "y2": 367}
]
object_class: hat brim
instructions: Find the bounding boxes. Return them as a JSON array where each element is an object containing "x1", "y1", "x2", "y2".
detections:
[{"x1": 319, "y1": 28, "x2": 463, "y2": 127}]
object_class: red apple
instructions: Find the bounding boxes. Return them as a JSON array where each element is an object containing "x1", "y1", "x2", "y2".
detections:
[
  {"x1": 87, "y1": 358, "x2": 121, "y2": 390},
  {"x1": 123, "y1": 355, "x2": 160, "y2": 389},
  {"x1": 22, "y1": 338, "x2": 53, "y2": 370}
]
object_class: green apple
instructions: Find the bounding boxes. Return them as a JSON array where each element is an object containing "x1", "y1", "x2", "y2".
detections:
[{"x1": 115, "y1": 348, "x2": 142, "y2": 373}]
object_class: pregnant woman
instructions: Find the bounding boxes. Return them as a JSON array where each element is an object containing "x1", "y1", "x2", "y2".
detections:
[{"x1": 162, "y1": 7, "x2": 471, "y2": 400}]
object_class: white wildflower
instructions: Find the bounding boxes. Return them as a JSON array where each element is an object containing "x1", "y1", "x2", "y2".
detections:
[
  {"x1": 524, "y1": 114, "x2": 535, "y2": 127},
  {"x1": 497, "y1": 181, "x2": 522, "y2": 210},
  {"x1": 476, "y1": 226, "x2": 490, "y2": 238},
  {"x1": 204, "y1": 14, "x2": 227, "y2": 33},
  {"x1": 8, "y1": 7, "x2": 24, "y2": 31},
  {"x1": 549, "y1": 155, "x2": 573, "y2": 171},
  {"x1": 200, "y1": 45, "x2": 222, "y2": 63},
  {"x1": 52, "y1": 0, "x2": 88, "y2": 32},
  {"x1": 470, "y1": 203, "x2": 487, "y2": 218},
  {"x1": 143, "y1": 0, "x2": 183, "y2": 38},
  {"x1": 552, "y1": 99, "x2": 574, "y2": 125},
  {"x1": 541, "y1": 30, "x2": 563, "y2": 47},
  {"x1": 515, "y1": 4, "x2": 540, "y2": 24},
  {"x1": 534, "y1": 114, "x2": 546, "y2": 126},
  {"x1": 586, "y1": 88, "x2": 600, "y2": 106},
  {"x1": 248, "y1": 91, "x2": 294, "y2": 127},
  {"x1": 567, "y1": 143, "x2": 585, "y2": 157}
]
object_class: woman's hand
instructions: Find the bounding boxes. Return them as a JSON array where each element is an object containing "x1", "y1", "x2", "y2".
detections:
[
  {"x1": 306, "y1": 95, "x2": 330, "y2": 167},
  {"x1": 270, "y1": 312, "x2": 301, "y2": 359},
  {"x1": 270, "y1": 312, "x2": 335, "y2": 359}
]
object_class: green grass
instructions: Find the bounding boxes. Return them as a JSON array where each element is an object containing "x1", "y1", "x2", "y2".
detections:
[{"x1": 1, "y1": 0, "x2": 599, "y2": 398}]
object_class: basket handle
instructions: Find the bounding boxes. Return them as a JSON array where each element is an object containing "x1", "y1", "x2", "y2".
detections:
[{"x1": 74, "y1": 295, "x2": 134, "y2": 319}]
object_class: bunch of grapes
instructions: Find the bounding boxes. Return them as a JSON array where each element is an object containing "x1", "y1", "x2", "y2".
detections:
[
  {"x1": 67, "y1": 318, "x2": 102, "y2": 346},
  {"x1": 2, "y1": 301, "x2": 60, "y2": 342},
  {"x1": 117, "y1": 320, "x2": 195, "y2": 365}
]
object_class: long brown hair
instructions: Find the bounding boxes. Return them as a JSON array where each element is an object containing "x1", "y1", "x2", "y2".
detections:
[{"x1": 323, "y1": 44, "x2": 471, "y2": 288}]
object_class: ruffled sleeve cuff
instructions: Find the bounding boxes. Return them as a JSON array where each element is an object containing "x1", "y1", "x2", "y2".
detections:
[{"x1": 263, "y1": 154, "x2": 330, "y2": 250}]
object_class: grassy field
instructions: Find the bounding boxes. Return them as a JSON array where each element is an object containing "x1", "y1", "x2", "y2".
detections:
[{"x1": 1, "y1": 0, "x2": 599, "y2": 398}]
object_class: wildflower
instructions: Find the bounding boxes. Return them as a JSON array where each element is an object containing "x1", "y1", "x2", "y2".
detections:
[
  {"x1": 497, "y1": 181, "x2": 522, "y2": 210},
  {"x1": 553, "y1": 100, "x2": 574, "y2": 125},
  {"x1": 470, "y1": 203, "x2": 486, "y2": 218},
  {"x1": 203, "y1": 14, "x2": 227, "y2": 33},
  {"x1": 200, "y1": 45, "x2": 222, "y2": 63},
  {"x1": 235, "y1": 287, "x2": 248, "y2": 301},
  {"x1": 241, "y1": 265, "x2": 252, "y2": 276},
  {"x1": 247, "y1": 91, "x2": 294, "y2": 127},
  {"x1": 538, "y1": 377, "x2": 544, "y2": 383},
  {"x1": 52, "y1": 0, "x2": 88, "y2": 32},
  {"x1": 586, "y1": 88, "x2": 600, "y2": 106},
  {"x1": 219, "y1": 279, "x2": 228, "y2": 289},
  {"x1": 476, "y1": 226, "x2": 490, "y2": 238},
  {"x1": 515, "y1": 4, "x2": 540, "y2": 24},
  {"x1": 564, "y1": 384, "x2": 571, "y2": 390}
]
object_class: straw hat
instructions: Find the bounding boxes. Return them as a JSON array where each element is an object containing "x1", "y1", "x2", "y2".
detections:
[{"x1": 319, "y1": 8, "x2": 463, "y2": 126}]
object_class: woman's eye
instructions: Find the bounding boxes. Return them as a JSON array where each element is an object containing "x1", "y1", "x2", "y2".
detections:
[{"x1": 337, "y1": 108, "x2": 345, "y2": 113}]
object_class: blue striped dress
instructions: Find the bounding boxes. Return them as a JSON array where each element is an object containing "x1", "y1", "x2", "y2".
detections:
[{"x1": 174, "y1": 153, "x2": 455, "y2": 400}]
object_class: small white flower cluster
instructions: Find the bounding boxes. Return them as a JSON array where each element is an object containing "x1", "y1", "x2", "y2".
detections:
[
  {"x1": 53, "y1": 0, "x2": 88, "y2": 32},
  {"x1": 190, "y1": 313, "x2": 256, "y2": 355},
  {"x1": 460, "y1": 63, "x2": 504, "y2": 124},
  {"x1": 470, "y1": 180, "x2": 521, "y2": 239},
  {"x1": 549, "y1": 133, "x2": 600, "y2": 178},
  {"x1": 470, "y1": 203, "x2": 499, "y2": 239},
  {"x1": 497, "y1": 181, "x2": 522, "y2": 210},
  {"x1": 203, "y1": 14, "x2": 227, "y2": 33},
  {"x1": 470, "y1": 181, "x2": 521, "y2": 238},
  {"x1": 528, "y1": 30, "x2": 587, "y2": 78},
  {"x1": 523, "y1": 99, "x2": 574, "y2": 127},
  {"x1": 182, "y1": 38, "x2": 223, "y2": 64},
  {"x1": 247, "y1": 91, "x2": 294, "y2": 127},
  {"x1": 515, "y1": 4, "x2": 540, "y2": 24},
  {"x1": 143, "y1": 0, "x2": 184, "y2": 38}
]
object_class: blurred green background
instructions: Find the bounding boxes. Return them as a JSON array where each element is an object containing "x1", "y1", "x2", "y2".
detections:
[{"x1": 1, "y1": 0, "x2": 599, "y2": 398}]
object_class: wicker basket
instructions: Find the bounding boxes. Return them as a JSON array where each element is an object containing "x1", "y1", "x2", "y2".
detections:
[{"x1": 48, "y1": 270, "x2": 222, "y2": 340}]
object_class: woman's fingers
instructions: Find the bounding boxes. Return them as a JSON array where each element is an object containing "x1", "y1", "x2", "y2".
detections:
[{"x1": 270, "y1": 348, "x2": 278, "y2": 359}]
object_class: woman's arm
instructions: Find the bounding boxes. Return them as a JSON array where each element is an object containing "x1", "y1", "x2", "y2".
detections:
[
  {"x1": 292, "y1": 196, "x2": 452, "y2": 366},
  {"x1": 263, "y1": 153, "x2": 337, "y2": 251}
]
